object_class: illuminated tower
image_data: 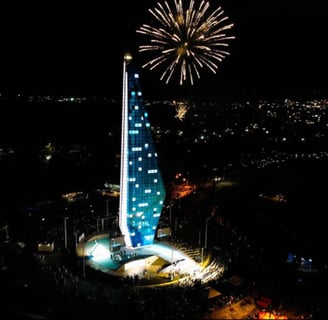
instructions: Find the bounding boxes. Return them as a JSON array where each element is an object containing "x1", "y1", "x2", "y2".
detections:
[{"x1": 119, "y1": 54, "x2": 166, "y2": 248}]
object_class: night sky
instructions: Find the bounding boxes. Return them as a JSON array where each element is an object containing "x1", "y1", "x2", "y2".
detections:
[{"x1": 0, "y1": 0, "x2": 328, "y2": 100}]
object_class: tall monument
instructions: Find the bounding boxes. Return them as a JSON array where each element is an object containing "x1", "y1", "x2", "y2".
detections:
[{"x1": 119, "y1": 54, "x2": 166, "y2": 248}]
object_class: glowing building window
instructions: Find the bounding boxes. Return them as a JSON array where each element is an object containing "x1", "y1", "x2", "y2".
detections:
[{"x1": 138, "y1": 203, "x2": 148, "y2": 207}]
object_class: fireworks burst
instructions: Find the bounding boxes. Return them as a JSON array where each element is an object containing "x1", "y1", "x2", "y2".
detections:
[
  {"x1": 136, "y1": 0, "x2": 235, "y2": 85},
  {"x1": 174, "y1": 101, "x2": 188, "y2": 121}
]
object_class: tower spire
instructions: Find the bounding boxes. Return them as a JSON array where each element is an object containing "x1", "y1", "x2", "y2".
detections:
[{"x1": 119, "y1": 55, "x2": 166, "y2": 248}]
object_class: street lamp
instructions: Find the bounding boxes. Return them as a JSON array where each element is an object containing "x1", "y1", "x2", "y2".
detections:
[
  {"x1": 105, "y1": 199, "x2": 110, "y2": 217},
  {"x1": 96, "y1": 216, "x2": 100, "y2": 232},
  {"x1": 204, "y1": 216, "x2": 211, "y2": 250},
  {"x1": 4, "y1": 223, "x2": 9, "y2": 242},
  {"x1": 82, "y1": 241, "x2": 86, "y2": 278},
  {"x1": 74, "y1": 231, "x2": 78, "y2": 249},
  {"x1": 64, "y1": 217, "x2": 68, "y2": 249},
  {"x1": 169, "y1": 199, "x2": 173, "y2": 225},
  {"x1": 200, "y1": 216, "x2": 212, "y2": 265}
]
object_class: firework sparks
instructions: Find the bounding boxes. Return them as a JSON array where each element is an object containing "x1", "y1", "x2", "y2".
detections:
[
  {"x1": 174, "y1": 101, "x2": 188, "y2": 121},
  {"x1": 136, "y1": 0, "x2": 235, "y2": 85}
]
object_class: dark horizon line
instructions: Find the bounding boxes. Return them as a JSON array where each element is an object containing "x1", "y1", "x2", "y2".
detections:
[{"x1": 1, "y1": 86, "x2": 328, "y2": 103}]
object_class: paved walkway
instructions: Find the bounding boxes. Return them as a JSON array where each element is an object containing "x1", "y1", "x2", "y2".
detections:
[{"x1": 77, "y1": 235, "x2": 203, "y2": 282}]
